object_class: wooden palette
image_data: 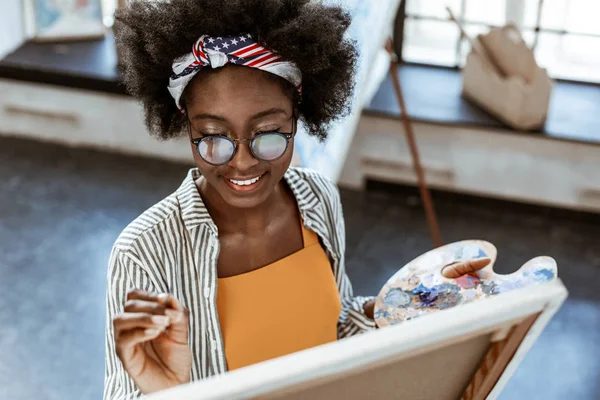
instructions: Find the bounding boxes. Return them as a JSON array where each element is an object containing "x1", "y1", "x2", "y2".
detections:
[{"x1": 374, "y1": 240, "x2": 558, "y2": 328}]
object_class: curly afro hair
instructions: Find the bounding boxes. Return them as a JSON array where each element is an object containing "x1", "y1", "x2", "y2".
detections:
[{"x1": 114, "y1": 0, "x2": 358, "y2": 141}]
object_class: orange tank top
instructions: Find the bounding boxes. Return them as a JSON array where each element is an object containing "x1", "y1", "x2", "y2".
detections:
[{"x1": 216, "y1": 220, "x2": 342, "y2": 371}]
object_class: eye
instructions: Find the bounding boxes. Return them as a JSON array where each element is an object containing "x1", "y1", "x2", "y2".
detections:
[
  {"x1": 256, "y1": 127, "x2": 282, "y2": 135},
  {"x1": 199, "y1": 132, "x2": 227, "y2": 137}
]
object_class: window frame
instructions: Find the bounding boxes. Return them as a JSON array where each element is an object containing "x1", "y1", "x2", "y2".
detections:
[{"x1": 393, "y1": 0, "x2": 600, "y2": 85}]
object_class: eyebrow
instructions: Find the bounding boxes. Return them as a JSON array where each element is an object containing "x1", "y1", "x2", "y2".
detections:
[{"x1": 191, "y1": 108, "x2": 288, "y2": 122}]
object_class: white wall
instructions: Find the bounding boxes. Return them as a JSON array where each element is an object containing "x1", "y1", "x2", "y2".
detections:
[
  {"x1": 339, "y1": 114, "x2": 600, "y2": 214},
  {"x1": 0, "y1": 78, "x2": 194, "y2": 164},
  {"x1": 0, "y1": 0, "x2": 26, "y2": 58}
]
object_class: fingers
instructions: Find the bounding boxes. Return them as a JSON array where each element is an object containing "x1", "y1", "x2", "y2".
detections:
[
  {"x1": 113, "y1": 312, "x2": 171, "y2": 361},
  {"x1": 441, "y1": 257, "x2": 492, "y2": 279},
  {"x1": 124, "y1": 299, "x2": 167, "y2": 315},
  {"x1": 114, "y1": 290, "x2": 191, "y2": 379},
  {"x1": 122, "y1": 289, "x2": 189, "y2": 333},
  {"x1": 115, "y1": 290, "x2": 176, "y2": 341},
  {"x1": 127, "y1": 289, "x2": 185, "y2": 312},
  {"x1": 156, "y1": 292, "x2": 185, "y2": 312},
  {"x1": 156, "y1": 293, "x2": 188, "y2": 325},
  {"x1": 116, "y1": 327, "x2": 164, "y2": 348},
  {"x1": 113, "y1": 312, "x2": 171, "y2": 334},
  {"x1": 127, "y1": 289, "x2": 166, "y2": 304}
]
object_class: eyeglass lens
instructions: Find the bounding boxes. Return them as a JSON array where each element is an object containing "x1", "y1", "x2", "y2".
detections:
[{"x1": 197, "y1": 133, "x2": 288, "y2": 165}]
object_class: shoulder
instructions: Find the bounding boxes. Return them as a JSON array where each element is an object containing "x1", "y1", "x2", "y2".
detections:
[
  {"x1": 286, "y1": 167, "x2": 341, "y2": 205},
  {"x1": 112, "y1": 193, "x2": 182, "y2": 254}
]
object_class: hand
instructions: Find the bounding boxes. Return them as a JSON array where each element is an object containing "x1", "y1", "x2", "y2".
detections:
[
  {"x1": 113, "y1": 289, "x2": 192, "y2": 394},
  {"x1": 366, "y1": 258, "x2": 492, "y2": 323},
  {"x1": 441, "y1": 257, "x2": 492, "y2": 278},
  {"x1": 363, "y1": 299, "x2": 376, "y2": 320}
]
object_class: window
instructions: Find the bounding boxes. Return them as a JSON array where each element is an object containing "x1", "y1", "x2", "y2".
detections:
[
  {"x1": 102, "y1": 0, "x2": 600, "y2": 84},
  {"x1": 402, "y1": 0, "x2": 600, "y2": 83},
  {"x1": 101, "y1": 0, "x2": 118, "y2": 27}
]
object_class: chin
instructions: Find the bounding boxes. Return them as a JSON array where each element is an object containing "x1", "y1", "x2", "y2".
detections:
[{"x1": 222, "y1": 194, "x2": 270, "y2": 209}]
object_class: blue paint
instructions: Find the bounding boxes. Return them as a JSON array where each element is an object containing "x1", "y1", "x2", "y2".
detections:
[
  {"x1": 534, "y1": 268, "x2": 555, "y2": 281},
  {"x1": 411, "y1": 283, "x2": 429, "y2": 295},
  {"x1": 383, "y1": 288, "x2": 411, "y2": 308},
  {"x1": 437, "y1": 283, "x2": 461, "y2": 294},
  {"x1": 476, "y1": 248, "x2": 488, "y2": 258},
  {"x1": 412, "y1": 284, "x2": 439, "y2": 306}
]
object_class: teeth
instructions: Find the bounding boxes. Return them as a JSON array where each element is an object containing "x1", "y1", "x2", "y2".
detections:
[{"x1": 229, "y1": 175, "x2": 262, "y2": 186}]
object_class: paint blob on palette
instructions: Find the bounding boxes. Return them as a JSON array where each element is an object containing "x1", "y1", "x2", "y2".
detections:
[{"x1": 374, "y1": 240, "x2": 557, "y2": 328}]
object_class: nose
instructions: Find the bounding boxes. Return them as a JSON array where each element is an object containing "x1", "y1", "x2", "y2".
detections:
[{"x1": 228, "y1": 140, "x2": 260, "y2": 172}]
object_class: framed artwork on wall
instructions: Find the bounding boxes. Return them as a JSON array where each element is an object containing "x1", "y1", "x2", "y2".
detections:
[{"x1": 27, "y1": 0, "x2": 106, "y2": 42}]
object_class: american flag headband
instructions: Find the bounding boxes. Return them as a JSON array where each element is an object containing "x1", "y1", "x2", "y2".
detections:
[{"x1": 167, "y1": 34, "x2": 303, "y2": 113}]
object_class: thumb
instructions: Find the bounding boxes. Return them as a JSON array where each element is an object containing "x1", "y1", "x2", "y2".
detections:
[{"x1": 441, "y1": 257, "x2": 492, "y2": 279}]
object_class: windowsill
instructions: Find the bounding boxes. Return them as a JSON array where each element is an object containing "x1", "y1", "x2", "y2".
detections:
[
  {"x1": 0, "y1": 31, "x2": 124, "y2": 95},
  {"x1": 364, "y1": 64, "x2": 600, "y2": 146},
  {"x1": 1, "y1": 35, "x2": 599, "y2": 147}
]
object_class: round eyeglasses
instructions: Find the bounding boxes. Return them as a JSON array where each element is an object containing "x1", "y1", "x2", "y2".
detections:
[{"x1": 190, "y1": 118, "x2": 296, "y2": 166}]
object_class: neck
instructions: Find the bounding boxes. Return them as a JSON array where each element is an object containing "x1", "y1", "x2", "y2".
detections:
[{"x1": 197, "y1": 178, "x2": 288, "y2": 234}]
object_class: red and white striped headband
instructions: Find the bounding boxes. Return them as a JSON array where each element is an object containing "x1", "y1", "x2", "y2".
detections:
[{"x1": 168, "y1": 34, "x2": 303, "y2": 112}]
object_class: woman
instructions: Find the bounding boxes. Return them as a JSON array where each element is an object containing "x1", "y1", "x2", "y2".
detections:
[{"x1": 105, "y1": 1, "x2": 488, "y2": 398}]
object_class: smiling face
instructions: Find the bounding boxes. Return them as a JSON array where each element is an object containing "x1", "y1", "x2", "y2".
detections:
[{"x1": 184, "y1": 65, "x2": 296, "y2": 210}]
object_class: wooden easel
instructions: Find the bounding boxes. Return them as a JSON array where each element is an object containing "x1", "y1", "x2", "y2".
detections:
[
  {"x1": 384, "y1": 38, "x2": 443, "y2": 248},
  {"x1": 462, "y1": 313, "x2": 540, "y2": 399}
]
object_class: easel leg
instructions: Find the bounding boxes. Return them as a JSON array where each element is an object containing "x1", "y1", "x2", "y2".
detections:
[
  {"x1": 385, "y1": 38, "x2": 443, "y2": 248},
  {"x1": 461, "y1": 313, "x2": 540, "y2": 400}
]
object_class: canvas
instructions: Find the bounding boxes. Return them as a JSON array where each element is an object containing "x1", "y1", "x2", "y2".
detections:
[
  {"x1": 144, "y1": 241, "x2": 567, "y2": 400},
  {"x1": 30, "y1": 0, "x2": 105, "y2": 41}
]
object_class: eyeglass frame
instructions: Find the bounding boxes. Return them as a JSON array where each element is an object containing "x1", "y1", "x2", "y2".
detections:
[{"x1": 189, "y1": 116, "x2": 297, "y2": 166}]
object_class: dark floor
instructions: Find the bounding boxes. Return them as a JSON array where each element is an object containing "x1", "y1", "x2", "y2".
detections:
[{"x1": 0, "y1": 136, "x2": 598, "y2": 400}]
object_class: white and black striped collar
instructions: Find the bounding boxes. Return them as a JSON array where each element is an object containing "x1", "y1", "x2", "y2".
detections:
[{"x1": 175, "y1": 168, "x2": 214, "y2": 230}]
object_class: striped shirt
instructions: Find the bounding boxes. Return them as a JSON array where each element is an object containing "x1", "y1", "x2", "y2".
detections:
[{"x1": 103, "y1": 167, "x2": 376, "y2": 400}]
